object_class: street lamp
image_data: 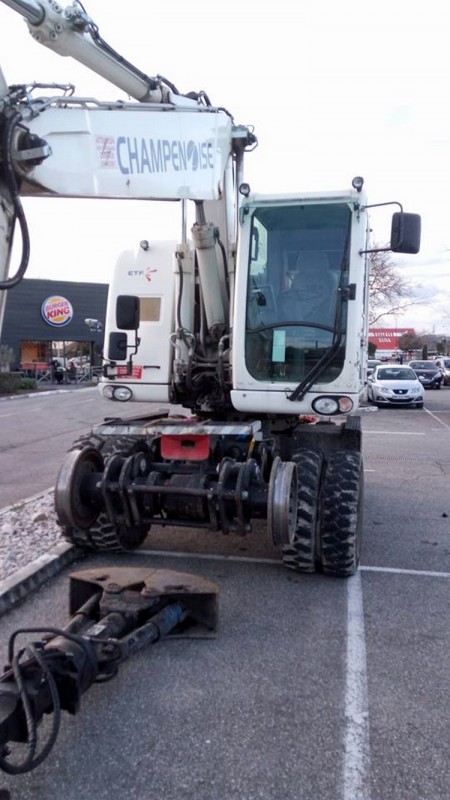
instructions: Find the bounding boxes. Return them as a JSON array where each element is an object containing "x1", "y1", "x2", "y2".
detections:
[{"x1": 84, "y1": 318, "x2": 103, "y2": 333}]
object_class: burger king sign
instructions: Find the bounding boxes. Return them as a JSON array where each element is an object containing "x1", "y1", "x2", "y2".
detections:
[{"x1": 41, "y1": 296, "x2": 74, "y2": 327}]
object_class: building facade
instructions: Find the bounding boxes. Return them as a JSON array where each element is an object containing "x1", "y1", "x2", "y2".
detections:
[{"x1": 1, "y1": 278, "x2": 108, "y2": 370}]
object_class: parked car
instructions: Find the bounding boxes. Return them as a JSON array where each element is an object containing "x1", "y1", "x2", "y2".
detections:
[
  {"x1": 433, "y1": 356, "x2": 450, "y2": 386},
  {"x1": 407, "y1": 360, "x2": 443, "y2": 389},
  {"x1": 366, "y1": 359, "x2": 382, "y2": 377},
  {"x1": 367, "y1": 365, "x2": 424, "y2": 407}
]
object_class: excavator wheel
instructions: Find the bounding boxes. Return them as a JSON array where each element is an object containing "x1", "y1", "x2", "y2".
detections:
[
  {"x1": 57, "y1": 434, "x2": 151, "y2": 552},
  {"x1": 281, "y1": 448, "x2": 324, "y2": 573},
  {"x1": 317, "y1": 451, "x2": 364, "y2": 577}
]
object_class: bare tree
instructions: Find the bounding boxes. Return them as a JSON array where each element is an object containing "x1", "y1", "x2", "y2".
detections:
[
  {"x1": 397, "y1": 331, "x2": 423, "y2": 352},
  {"x1": 368, "y1": 248, "x2": 417, "y2": 325}
]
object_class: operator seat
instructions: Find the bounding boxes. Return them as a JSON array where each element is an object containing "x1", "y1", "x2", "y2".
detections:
[{"x1": 278, "y1": 252, "x2": 337, "y2": 326}]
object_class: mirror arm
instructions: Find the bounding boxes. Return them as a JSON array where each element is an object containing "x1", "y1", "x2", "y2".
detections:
[
  {"x1": 125, "y1": 336, "x2": 140, "y2": 374},
  {"x1": 359, "y1": 201, "x2": 404, "y2": 254}
]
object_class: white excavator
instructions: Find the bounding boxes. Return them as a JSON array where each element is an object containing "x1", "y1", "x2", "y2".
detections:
[{"x1": 0, "y1": 0, "x2": 421, "y2": 576}]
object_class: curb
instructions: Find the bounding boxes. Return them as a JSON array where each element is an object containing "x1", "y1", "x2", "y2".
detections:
[
  {"x1": 0, "y1": 386, "x2": 95, "y2": 402},
  {"x1": 1, "y1": 490, "x2": 86, "y2": 616},
  {"x1": 0, "y1": 487, "x2": 54, "y2": 517},
  {"x1": 0, "y1": 542, "x2": 85, "y2": 616}
]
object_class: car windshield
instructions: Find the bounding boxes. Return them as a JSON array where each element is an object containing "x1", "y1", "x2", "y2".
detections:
[
  {"x1": 439, "y1": 359, "x2": 450, "y2": 367},
  {"x1": 377, "y1": 367, "x2": 417, "y2": 381},
  {"x1": 409, "y1": 361, "x2": 436, "y2": 370}
]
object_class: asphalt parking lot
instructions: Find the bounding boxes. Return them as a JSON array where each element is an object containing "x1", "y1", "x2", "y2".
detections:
[{"x1": 0, "y1": 389, "x2": 449, "y2": 799}]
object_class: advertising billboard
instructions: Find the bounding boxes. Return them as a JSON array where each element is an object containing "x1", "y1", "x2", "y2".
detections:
[{"x1": 368, "y1": 328, "x2": 414, "y2": 351}]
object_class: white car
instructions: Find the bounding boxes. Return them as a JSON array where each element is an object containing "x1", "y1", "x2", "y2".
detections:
[{"x1": 367, "y1": 365, "x2": 424, "y2": 408}]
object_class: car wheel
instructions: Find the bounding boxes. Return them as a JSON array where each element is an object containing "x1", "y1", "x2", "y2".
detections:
[{"x1": 416, "y1": 401, "x2": 424, "y2": 408}]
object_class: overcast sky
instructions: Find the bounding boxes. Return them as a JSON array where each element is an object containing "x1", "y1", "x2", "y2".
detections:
[{"x1": 0, "y1": 0, "x2": 449, "y2": 333}]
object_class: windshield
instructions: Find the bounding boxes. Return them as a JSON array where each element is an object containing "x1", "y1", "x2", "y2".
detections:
[
  {"x1": 409, "y1": 361, "x2": 435, "y2": 370},
  {"x1": 377, "y1": 367, "x2": 417, "y2": 381},
  {"x1": 245, "y1": 203, "x2": 351, "y2": 383}
]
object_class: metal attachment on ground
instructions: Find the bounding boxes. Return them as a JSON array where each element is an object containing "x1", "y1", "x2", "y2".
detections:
[{"x1": 0, "y1": 568, "x2": 218, "y2": 775}]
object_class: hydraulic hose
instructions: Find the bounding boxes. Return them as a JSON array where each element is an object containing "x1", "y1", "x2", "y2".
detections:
[{"x1": 0, "y1": 111, "x2": 30, "y2": 289}]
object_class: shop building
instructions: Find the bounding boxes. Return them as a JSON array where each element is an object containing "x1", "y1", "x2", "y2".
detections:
[{"x1": 1, "y1": 278, "x2": 108, "y2": 371}]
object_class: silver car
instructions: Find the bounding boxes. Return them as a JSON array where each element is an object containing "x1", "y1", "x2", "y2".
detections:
[
  {"x1": 434, "y1": 357, "x2": 450, "y2": 386},
  {"x1": 367, "y1": 365, "x2": 424, "y2": 408}
]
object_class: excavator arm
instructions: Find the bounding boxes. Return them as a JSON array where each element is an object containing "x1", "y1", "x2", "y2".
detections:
[
  {"x1": 1, "y1": 0, "x2": 193, "y2": 104},
  {"x1": 0, "y1": 0, "x2": 256, "y2": 332}
]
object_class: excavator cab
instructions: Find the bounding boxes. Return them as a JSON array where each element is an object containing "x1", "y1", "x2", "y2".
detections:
[{"x1": 231, "y1": 188, "x2": 421, "y2": 418}]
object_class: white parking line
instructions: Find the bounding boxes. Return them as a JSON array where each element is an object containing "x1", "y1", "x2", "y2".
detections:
[
  {"x1": 137, "y1": 549, "x2": 450, "y2": 578},
  {"x1": 361, "y1": 565, "x2": 450, "y2": 579},
  {"x1": 343, "y1": 570, "x2": 371, "y2": 800},
  {"x1": 424, "y1": 407, "x2": 450, "y2": 430},
  {"x1": 363, "y1": 431, "x2": 425, "y2": 435},
  {"x1": 0, "y1": 406, "x2": 44, "y2": 416}
]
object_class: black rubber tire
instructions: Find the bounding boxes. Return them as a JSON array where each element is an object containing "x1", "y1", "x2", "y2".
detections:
[
  {"x1": 416, "y1": 402, "x2": 424, "y2": 408},
  {"x1": 282, "y1": 448, "x2": 323, "y2": 573},
  {"x1": 317, "y1": 451, "x2": 364, "y2": 578},
  {"x1": 59, "y1": 434, "x2": 150, "y2": 551}
]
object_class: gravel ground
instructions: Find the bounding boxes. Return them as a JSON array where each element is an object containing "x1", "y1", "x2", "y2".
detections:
[{"x1": 0, "y1": 490, "x2": 63, "y2": 582}]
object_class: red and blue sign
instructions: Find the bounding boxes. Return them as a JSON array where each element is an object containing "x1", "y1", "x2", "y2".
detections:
[{"x1": 41, "y1": 296, "x2": 73, "y2": 327}]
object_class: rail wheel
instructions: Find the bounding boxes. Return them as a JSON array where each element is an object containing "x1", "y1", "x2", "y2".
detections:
[
  {"x1": 267, "y1": 457, "x2": 298, "y2": 548},
  {"x1": 281, "y1": 448, "x2": 323, "y2": 573},
  {"x1": 56, "y1": 434, "x2": 151, "y2": 551},
  {"x1": 317, "y1": 451, "x2": 364, "y2": 577}
]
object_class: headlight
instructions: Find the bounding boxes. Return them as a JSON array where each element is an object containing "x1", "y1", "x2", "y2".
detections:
[
  {"x1": 102, "y1": 384, "x2": 115, "y2": 399},
  {"x1": 113, "y1": 386, "x2": 133, "y2": 402},
  {"x1": 312, "y1": 396, "x2": 354, "y2": 415},
  {"x1": 411, "y1": 387, "x2": 421, "y2": 394},
  {"x1": 102, "y1": 384, "x2": 133, "y2": 401},
  {"x1": 379, "y1": 387, "x2": 390, "y2": 393},
  {"x1": 312, "y1": 397, "x2": 339, "y2": 415}
]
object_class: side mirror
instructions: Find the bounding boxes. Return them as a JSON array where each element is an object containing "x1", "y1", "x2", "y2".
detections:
[
  {"x1": 108, "y1": 332, "x2": 128, "y2": 361},
  {"x1": 390, "y1": 212, "x2": 421, "y2": 254},
  {"x1": 116, "y1": 295, "x2": 140, "y2": 330}
]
